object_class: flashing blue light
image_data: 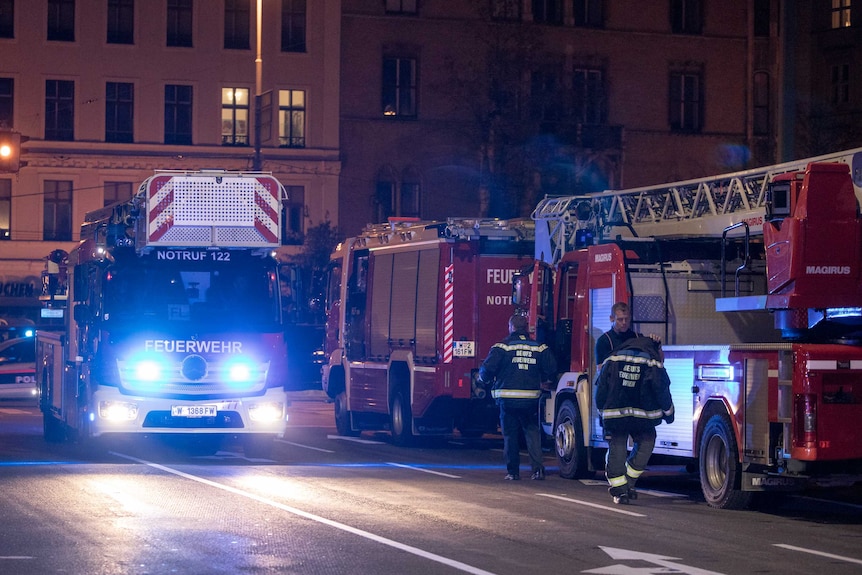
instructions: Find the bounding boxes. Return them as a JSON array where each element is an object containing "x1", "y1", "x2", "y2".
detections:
[
  {"x1": 135, "y1": 359, "x2": 162, "y2": 381},
  {"x1": 225, "y1": 358, "x2": 256, "y2": 383},
  {"x1": 24, "y1": 329, "x2": 34, "y2": 338}
]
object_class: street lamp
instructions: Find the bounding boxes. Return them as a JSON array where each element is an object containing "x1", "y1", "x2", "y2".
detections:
[{"x1": 253, "y1": 0, "x2": 263, "y2": 171}]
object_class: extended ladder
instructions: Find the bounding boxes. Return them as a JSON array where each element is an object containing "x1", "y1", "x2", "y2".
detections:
[{"x1": 533, "y1": 148, "x2": 862, "y2": 265}]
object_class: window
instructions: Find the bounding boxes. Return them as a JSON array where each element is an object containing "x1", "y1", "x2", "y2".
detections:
[
  {"x1": 831, "y1": 63, "x2": 850, "y2": 104},
  {"x1": 164, "y1": 84, "x2": 193, "y2": 145},
  {"x1": 106, "y1": 82, "x2": 134, "y2": 143},
  {"x1": 374, "y1": 177, "x2": 394, "y2": 223},
  {"x1": 832, "y1": 0, "x2": 852, "y2": 28},
  {"x1": 670, "y1": 0, "x2": 701, "y2": 34},
  {"x1": 281, "y1": 185, "x2": 304, "y2": 244},
  {"x1": 221, "y1": 87, "x2": 249, "y2": 146},
  {"x1": 400, "y1": 170, "x2": 420, "y2": 218},
  {"x1": 385, "y1": 0, "x2": 417, "y2": 14},
  {"x1": 753, "y1": 0, "x2": 770, "y2": 37},
  {"x1": 573, "y1": 67, "x2": 604, "y2": 124},
  {"x1": 382, "y1": 57, "x2": 417, "y2": 118},
  {"x1": 491, "y1": 0, "x2": 521, "y2": 20},
  {"x1": 0, "y1": 179, "x2": 10, "y2": 240},
  {"x1": 107, "y1": 0, "x2": 134, "y2": 44},
  {"x1": 281, "y1": 0, "x2": 306, "y2": 52},
  {"x1": 532, "y1": 0, "x2": 563, "y2": 24},
  {"x1": 48, "y1": 0, "x2": 75, "y2": 41},
  {"x1": 669, "y1": 71, "x2": 702, "y2": 132},
  {"x1": 0, "y1": 0, "x2": 13, "y2": 38},
  {"x1": 278, "y1": 89, "x2": 305, "y2": 147},
  {"x1": 0, "y1": 78, "x2": 12, "y2": 129},
  {"x1": 44, "y1": 180, "x2": 73, "y2": 241},
  {"x1": 753, "y1": 72, "x2": 769, "y2": 136},
  {"x1": 224, "y1": 0, "x2": 249, "y2": 50},
  {"x1": 167, "y1": 0, "x2": 192, "y2": 47},
  {"x1": 530, "y1": 67, "x2": 561, "y2": 122},
  {"x1": 574, "y1": 0, "x2": 603, "y2": 27},
  {"x1": 45, "y1": 80, "x2": 75, "y2": 141},
  {"x1": 104, "y1": 181, "x2": 133, "y2": 206}
]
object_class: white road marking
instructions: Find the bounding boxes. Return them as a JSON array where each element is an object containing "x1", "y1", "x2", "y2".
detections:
[
  {"x1": 276, "y1": 439, "x2": 335, "y2": 453},
  {"x1": 326, "y1": 434, "x2": 385, "y2": 445},
  {"x1": 110, "y1": 451, "x2": 499, "y2": 575},
  {"x1": 537, "y1": 493, "x2": 647, "y2": 517},
  {"x1": 773, "y1": 543, "x2": 862, "y2": 566},
  {"x1": 587, "y1": 546, "x2": 727, "y2": 575},
  {"x1": 386, "y1": 462, "x2": 461, "y2": 479}
]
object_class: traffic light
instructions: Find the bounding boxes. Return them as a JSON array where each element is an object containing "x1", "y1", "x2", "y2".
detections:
[{"x1": 0, "y1": 131, "x2": 22, "y2": 173}]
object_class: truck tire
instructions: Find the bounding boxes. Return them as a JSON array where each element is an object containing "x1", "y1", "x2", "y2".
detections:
[
  {"x1": 334, "y1": 391, "x2": 360, "y2": 437},
  {"x1": 555, "y1": 399, "x2": 589, "y2": 478},
  {"x1": 699, "y1": 413, "x2": 752, "y2": 509},
  {"x1": 390, "y1": 389, "x2": 414, "y2": 446}
]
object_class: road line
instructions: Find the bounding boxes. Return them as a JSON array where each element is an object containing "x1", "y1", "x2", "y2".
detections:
[
  {"x1": 111, "y1": 451, "x2": 499, "y2": 575},
  {"x1": 536, "y1": 493, "x2": 647, "y2": 517},
  {"x1": 326, "y1": 434, "x2": 385, "y2": 445},
  {"x1": 276, "y1": 439, "x2": 335, "y2": 453},
  {"x1": 773, "y1": 544, "x2": 862, "y2": 566},
  {"x1": 386, "y1": 462, "x2": 461, "y2": 479}
]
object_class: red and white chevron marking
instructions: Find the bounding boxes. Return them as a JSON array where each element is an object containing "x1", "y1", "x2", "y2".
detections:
[
  {"x1": 443, "y1": 264, "x2": 454, "y2": 363},
  {"x1": 146, "y1": 174, "x2": 280, "y2": 244}
]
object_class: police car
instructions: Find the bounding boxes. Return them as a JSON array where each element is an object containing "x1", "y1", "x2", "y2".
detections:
[{"x1": 0, "y1": 336, "x2": 37, "y2": 402}]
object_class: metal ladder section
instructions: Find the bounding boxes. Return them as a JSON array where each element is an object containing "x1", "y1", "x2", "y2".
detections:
[
  {"x1": 357, "y1": 217, "x2": 535, "y2": 245},
  {"x1": 532, "y1": 148, "x2": 862, "y2": 265}
]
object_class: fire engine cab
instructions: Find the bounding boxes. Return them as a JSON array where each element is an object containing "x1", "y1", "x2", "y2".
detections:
[{"x1": 520, "y1": 149, "x2": 862, "y2": 508}]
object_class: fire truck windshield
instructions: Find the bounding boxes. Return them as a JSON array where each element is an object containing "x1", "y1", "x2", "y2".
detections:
[{"x1": 102, "y1": 257, "x2": 280, "y2": 331}]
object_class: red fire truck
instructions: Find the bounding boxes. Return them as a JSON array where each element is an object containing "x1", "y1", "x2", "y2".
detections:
[
  {"x1": 520, "y1": 149, "x2": 862, "y2": 508},
  {"x1": 321, "y1": 218, "x2": 534, "y2": 444},
  {"x1": 37, "y1": 170, "x2": 289, "y2": 457}
]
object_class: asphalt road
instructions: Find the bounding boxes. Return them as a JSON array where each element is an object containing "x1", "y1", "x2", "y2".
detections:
[{"x1": 1, "y1": 396, "x2": 862, "y2": 575}]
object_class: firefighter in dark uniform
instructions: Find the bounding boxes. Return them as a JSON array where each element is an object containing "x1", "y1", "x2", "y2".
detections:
[
  {"x1": 479, "y1": 314, "x2": 557, "y2": 481},
  {"x1": 596, "y1": 301, "x2": 662, "y2": 367},
  {"x1": 596, "y1": 336, "x2": 674, "y2": 504}
]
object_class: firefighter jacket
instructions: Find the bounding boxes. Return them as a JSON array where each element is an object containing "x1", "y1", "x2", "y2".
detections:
[
  {"x1": 479, "y1": 331, "x2": 557, "y2": 408},
  {"x1": 595, "y1": 336, "x2": 674, "y2": 433}
]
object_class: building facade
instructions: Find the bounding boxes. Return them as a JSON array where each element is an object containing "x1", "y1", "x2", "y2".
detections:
[
  {"x1": 338, "y1": 0, "x2": 780, "y2": 236},
  {"x1": 0, "y1": 0, "x2": 341, "y2": 321}
]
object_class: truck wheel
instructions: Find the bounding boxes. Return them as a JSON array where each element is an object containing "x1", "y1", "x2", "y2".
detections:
[
  {"x1": 334, "y1": 392, "x2": 360, "y2": 437},
  {"x1": 43, "y1": 414, "x2": 66, "y2": 443},
  {"x1": 699, "y1": 414, "x2": 752, "y2": 509},
  {"x1": 555, "y1": 399, "x2": 588, "y2": 478},
  {"x1": 390, "y1": 389, "x2": 414, "y2": 446}
]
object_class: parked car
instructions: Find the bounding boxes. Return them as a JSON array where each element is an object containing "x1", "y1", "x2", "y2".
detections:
[{"x1": 0, "y1": 336, "x2": 37, "y2": 402}]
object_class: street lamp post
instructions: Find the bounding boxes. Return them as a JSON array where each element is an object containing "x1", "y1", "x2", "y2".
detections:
[{"x1": 253, "y1": 0, "x2": 263, "y2": 171}]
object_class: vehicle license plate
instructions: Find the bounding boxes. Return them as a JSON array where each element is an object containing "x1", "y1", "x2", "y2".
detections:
[{"x1": 171, "y1": 405, "x2": 217, "y2": 417}]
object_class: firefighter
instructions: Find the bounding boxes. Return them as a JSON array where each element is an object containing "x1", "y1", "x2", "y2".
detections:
[
  {"x1": 595, "y1": 302, "x2": 662, "y2": 367},
  {"x1": 595, "y1": 336, "x2": 674, "y2": 504},
  {"x1": 478, "y1": 314, "x2": 557, "y2": 481}
]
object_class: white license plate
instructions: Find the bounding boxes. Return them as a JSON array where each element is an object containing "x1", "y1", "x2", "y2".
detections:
[{"x1": 171, "y1": 405, "x2": 217, "y2": 418}]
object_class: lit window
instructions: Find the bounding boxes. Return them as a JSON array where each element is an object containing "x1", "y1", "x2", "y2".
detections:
[
  {"x1": 832, "y1": 0, "x2": 852, "y2": 28},
  {"x1": 222, "y1": 87, "x2": 249, "y2": 146},
  {"x1": 278, "y1": 90, "x2": 305, "y2": 148}
]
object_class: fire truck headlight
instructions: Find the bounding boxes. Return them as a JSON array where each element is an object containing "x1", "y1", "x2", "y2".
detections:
[
  {"x1": 134, "y1": 359, "x2": 162, "y2": 381},
  {"x1": 99, "y1": 401, "x2": 138, "y2": 421},
  {"x1": 248, "y1": 402, "x2": 284, "y2": 423}
]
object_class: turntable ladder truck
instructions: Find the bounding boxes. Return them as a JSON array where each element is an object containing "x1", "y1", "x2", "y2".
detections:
[{"x1": 521, "y1": 148, "x2": 862, "y2": 508}]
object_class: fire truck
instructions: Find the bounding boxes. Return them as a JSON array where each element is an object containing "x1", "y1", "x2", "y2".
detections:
[
  {"x1": 321, "y1": 218, "x2": 534, "y2": 444},
  {"x1": 519, "y1": 149, "x2": 862, "y2": 508},
  {"x1": 37, "y1": 170, "x2": 289, "y2": 457}
]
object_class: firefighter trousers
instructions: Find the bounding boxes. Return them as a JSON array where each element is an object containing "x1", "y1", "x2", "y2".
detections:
[
  {"x1": 605, "y1": 427, "x2": 656, "y2": 496},
  {"x1": 500, "y1": 403, "x2": 544, "y2": 476}
]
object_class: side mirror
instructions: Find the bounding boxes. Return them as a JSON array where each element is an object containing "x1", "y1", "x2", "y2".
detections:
[
  {"x1": 512, "y1": 274, "x2": 524, "y2": 307},
  {"x1": 73, "y1": 303, "x2": 94, "y2": 325}
]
